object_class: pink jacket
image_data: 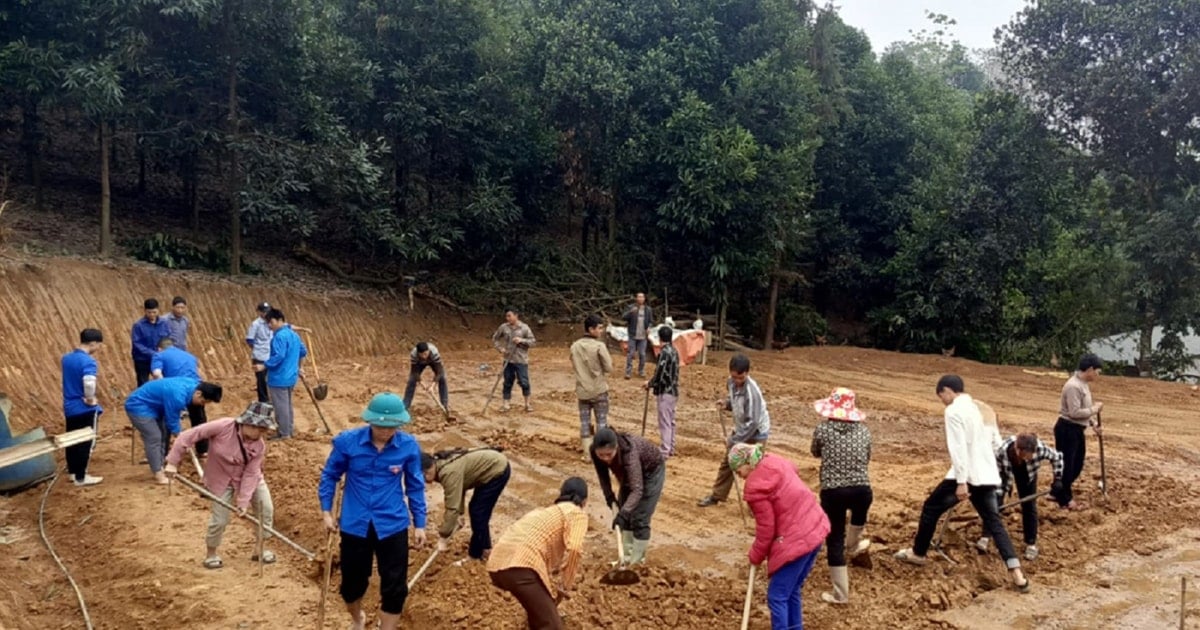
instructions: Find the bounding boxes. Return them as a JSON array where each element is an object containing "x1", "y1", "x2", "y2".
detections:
[
  {"x1": 743, "y1": 453, "x2": 830, "y2": 575},
  {"x1": 166, "y1": 418, "x2": 266, "y2": 509}
]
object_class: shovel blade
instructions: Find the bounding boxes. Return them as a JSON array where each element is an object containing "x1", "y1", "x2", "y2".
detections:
[
  {"x1": 314, "y1": 383, "x2": 329, "y2": 400},
  {"x1": 600, "y1": 568, "x2": 639, "y2": 585}
]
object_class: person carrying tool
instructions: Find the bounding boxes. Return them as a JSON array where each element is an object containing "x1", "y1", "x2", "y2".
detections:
[
  {"x1": 570, "y1": 314, "x2": 612, "y2": 457},
  {"x1": 1053, "y1": 353, "x2": 1104, "y2": 511},
  {"x1": 491, "y1": 308, "x2": 536, "y2": 413},
  {"x1": 697, "y1": 354, "x2": 770, "y2": 508},
  {"x1": 163, "y1": 296, "x2": 191, "y2": 351},
  {"x1": 622, "y1": 292, "x2": 654, "y2": 379},
  {"x1": 731, "y1": 443, "x2": 829, "y2": 630},
  {"x1": 131, "y1": 297, "x2": 170, "y2": 386},
  {"x1": 810, "y1": 387, "x2": 872, "y2": 604},
  {"x1": 976, "y1": 433, "x2": 1063, "y2": 561},
  {"x1": 487, "y1": 477, "x2": 589, "y2": 630},
  {"x1": 256, "y1": 308, "x2": 307, "y2": 439},
  {"x1": 421, "y1": 447, "x2": 511, "y2": 564},
  {"x1": 591, "y1": 427, "x2": 665, "y2": 565},
  {"x1": 124, "y1": 377, "x2": 223, "y2": 484},
  {"x1": 318, "y1": 393, "x2": 427, "y2": 630},
  {"x1": 402, "y1": 341, "x2": 449, "y2": 414},
  {"x1": 61, "y1": 328, "x2": 105, "y2": 487},
  {"x1": 644, "y1": 325, "x2": 679, "y2": 457},
  {"x1": 893, "y1": 375, "x2": 1031, "y2": 592},
  {"x1": 245, "y1": 302, "x2": 273, "y2": 403},
  {"x1": 151, "y1": 338, "x2": 211, "y2": 455},
  {"x1": 164, "y1": 401, "x2": 277, "y2": 569}
]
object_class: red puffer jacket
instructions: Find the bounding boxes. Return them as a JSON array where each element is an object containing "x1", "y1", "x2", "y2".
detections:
[{"x1": 743, "y1": 453, "x2": 830, "y2": 575}]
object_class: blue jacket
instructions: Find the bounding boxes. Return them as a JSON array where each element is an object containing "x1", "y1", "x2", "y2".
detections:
[
  {"x1": 264, "y1": 324, "x2": 307, "y2": 387},
  {"x1": 318, "y1": 426, "x2": 428, "y2": 539},
  {"x1": 151, "y1": 346, "x2": 201, "y2": 380},
  {"x1": 123, "y1": 377, "x2": 199, "y2": 435},
  {"x1": 62, "y1": 349, "x2": 102, "y2": 418},
  {"x1": 131, "y1": 317, "x2": 170, "y2": 362}
]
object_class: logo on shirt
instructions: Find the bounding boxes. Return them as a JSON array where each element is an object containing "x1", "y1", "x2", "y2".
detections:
[{"x1": 389, "y1": 466, "x2": 401, "y2": 475}]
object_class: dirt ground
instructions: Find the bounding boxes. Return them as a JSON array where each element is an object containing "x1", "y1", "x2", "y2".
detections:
[{"x1": 3, "y1": 264, "x2": 1200, "y2": 628}]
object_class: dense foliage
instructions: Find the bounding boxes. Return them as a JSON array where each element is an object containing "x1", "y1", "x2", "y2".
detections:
[{"x1": 2, "y1": 0, "x2": 1197, "y2": 369}]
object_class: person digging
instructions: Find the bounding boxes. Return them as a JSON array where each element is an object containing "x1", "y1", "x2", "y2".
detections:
[
  {"x1": 976, "y1": 432, "x2": 1063, "y2": 562},
  {"x1": 124, "y1": 377, "x2": 223, "y2": 484},
  {"x1": 421, "y1": 446, "x2": 511, "y2": 566},
  {"x1": 403, "y1": 341, "x2": 450, "y2": 415},
  {"x1": 165, "y1": 401, "x2": 278, "y2": 569},
  {"x1": 697, "y1": 353, "x2": 770, "y2": 507},
  {"x1": 590, "y1": 427, "x2": 666, "y2": 565}
]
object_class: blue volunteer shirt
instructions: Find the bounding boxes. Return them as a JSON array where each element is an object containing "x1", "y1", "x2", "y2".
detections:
[
  {"x1": 123, "y1": 377, "x2": 199, "y2": 435},
  {"x1": 131, "y1": 317, "x2": 170, "y2": 362},
  {"x1": 318, "y1": 426, "x2": 428, "y2": 539},
  {"x1": 61, "y1": 349, "x2": 102, "y2": 418},
  {"x1": 264, "y1": 324, "x2": 307, "y2": 387},
  {"x1": 151, "y1": 346, "x2": 201, "y2": 380}
]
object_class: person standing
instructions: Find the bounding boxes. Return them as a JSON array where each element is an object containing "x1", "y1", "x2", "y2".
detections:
[
  {"x1": 164, "y1": 401, "x2": 277, "y2": 569},
  {"x1": 124, "y1": 377, "x2": 223, "y2": 484},
  {"x1": 487, "y1": 477, "x2": 589, "y2": 630},
  {"x1": 421, "y1": 447, "x2": 511, "y2": 563},
  {"x1": 492, "y1": 308, "x2": 536, "y2": 413},
  {"x1": 318, "y1": 393, "x2": 427, "y2": 630},
  {"x1": 622, "y1": 292, "x2": 653, "y2": 379},
  {"x1": 697, "y1": 354, "x2": 770, "y2": 507},
  {"x1": 61, "y1": 328, "x2": 105, "y2": 487},
  {"x1": 151, "y1": 338, "x2": 210, "y2": 455},
  {"x1": 893, "y1": 375, "x2": 1030, "y2": 592},
  {"x1": 732, "y1": 443, "x2": 830, "y2": 630},
  {"x1": 810, "y1": 387, "x2": 873, "y2": 604},
  {"x1": 163, "y1": 296, "x2": 191, "y2": 351},
  {"x1": 1054, "y1": 354, "x2": 1104, "y2": 511},
  {"x1": 570, "y1": 314, "x2": 612, "y2": 457},
  {"x1": 402, "y1": 341, "x2": 449, "y2": 414},
  {"x1": 131, "y1": 298, "x2": 170, "y2": 386},
  {"x1": 246, "y1": 302, "x2": 273, "y2": 403},
  {"x1": 644, "y1": 325, "x2": 679, "y2": 457},
  {"x1": 977, "y1": 433, "x2": 1064, "y2": 561},
  {"x1": 591, "y1": 427, "x2": 664, "y2": 565},
  {"x1": 257, "y1": 308, "x2": 307, "y2": 439}
]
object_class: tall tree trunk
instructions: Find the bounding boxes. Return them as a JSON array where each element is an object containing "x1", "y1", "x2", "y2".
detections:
[
  {"x1": 225, "y1": 0, "x2": 242, "y2": 275},
  {"x1": 183, "y1": 149, "x2": 200, "y2": 233},
  {"x1": 1137, "y1": 307, "x2": 1155, "y2": 377},
  {"x1": 21, "y1": 104, "x2": 45, "y2": 212},
  {"x1": 99, "y1": 121, "x2": 113, "y2": 256},
  {"x1": 717, "y1": 286, "x2": 728, "y2": 352},
  {"x1": 136, "y1": 131, "x2": 147, "y2": 197},
  {"x1": 763, "y1": 270, "x2": 780, "y2": 350}
]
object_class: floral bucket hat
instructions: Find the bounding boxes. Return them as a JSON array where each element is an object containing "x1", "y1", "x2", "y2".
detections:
[{"x1": 813, "y1": 387, "x2": 865, "y2": 422}]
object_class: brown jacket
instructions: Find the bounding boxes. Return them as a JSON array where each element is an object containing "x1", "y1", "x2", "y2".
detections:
[
  {"x1": 434, "y1": 449, "x2": 509, "y2": 538},
  {"x1": 570, "y1": 335, "x2": 612, "y2": 400}
]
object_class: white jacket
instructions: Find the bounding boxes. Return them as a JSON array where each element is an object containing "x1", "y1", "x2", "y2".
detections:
[{"x1": 942, "y1": 393, "x2": 1001, "y2": 486}]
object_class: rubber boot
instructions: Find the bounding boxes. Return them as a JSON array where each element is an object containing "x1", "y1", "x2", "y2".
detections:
[
  {"x1": 580, "y1": 437, "x2": 593, "y2": 462},
  {"x1": 630, "y1": 537, "x2": 649, "y2": 565},
  {"x1": 820, "y1": 566, "x2": 850, "y2": 604},
  {"x1": 846, "y1": 524, "x2": 871, "y2": 557},
  {"x1": 621, "y1": 530, "x2": 635, "y2": 564}
]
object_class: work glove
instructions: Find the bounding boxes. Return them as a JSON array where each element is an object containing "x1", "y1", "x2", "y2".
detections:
[
  {"x1": 605, "y1": 495, "x2": 618, "y2": 512},
  {"x1": 1050, "y1": 480, "x2": 1064, "y2": 497},
  {"x1": 611, "y1": 511, "x2": 632, "y2": 531}
]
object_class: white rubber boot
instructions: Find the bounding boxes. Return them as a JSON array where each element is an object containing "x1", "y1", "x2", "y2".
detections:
[
  {"x1": 820, "y1": 565, "x2": 850, "y2": 604},
  {"x1": 580, "y1": 437, "x2": 593, "y2": 462},
  {"x1": 630, "y1": 538, "x2": 649, "y2": 564},
  {"x1": 846, "y1": 524, "x2": 871, "y2": 557}
]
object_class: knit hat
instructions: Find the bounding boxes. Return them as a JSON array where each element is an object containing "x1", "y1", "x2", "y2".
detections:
[
  {"x1": 236, "y1": 401, "x2": 277, "y2": 430},
  {"x1": 361, "y1": 392, "x2": 411, "y2": 427},
  {"x1": 813, "y1": 387, "x2": 865, "y2": 422},
  {"x1": 727, "y1": 443, "x2": 764, "y2": 471}
]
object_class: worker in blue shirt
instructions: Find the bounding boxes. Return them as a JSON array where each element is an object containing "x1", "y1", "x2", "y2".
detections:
[
  {"x1": 61, "y1": 328, "x2": 105, "y2": 487},
  {"x1": 131, "y1": 298, "x2": 170, "y2": 386},
  {"x1": 319, "y1": 393, "x2": 427, "y2": 630},
  {"x1": 125, "y1": 377, "x2": 223, "y2": 484},
  {"x1": 256, "y1": 308, "x2": 307, "y2": 439},
  {"x1": 151, "y1": 338, "x2": 210, "y2": 455}
]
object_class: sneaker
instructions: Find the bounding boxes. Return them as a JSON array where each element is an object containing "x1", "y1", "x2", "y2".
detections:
[
  {"x1": 696, "y1": 495, "x2": 722, "y2": 508},
  {"x1": 524, "y1": 403, "x2": 533, "y2": 412},
  {"x1": 624, "y1": 374, "x2": 632, "y2": 380},
  {"x1": 1024, "y1": 545, "x2": 1039, "y2": 561},
  {"x1": 975, "y1": 537, "x2": 991, "y2": 554},
  {"x1": 73, "y1": 475, "x2": 103, "y2": 487},
  {"x1": 893, "y1": 548, "x2": 928, "y2": 566},
  {"x1": 500, "y1": 402, "x2": 511, "y2": 413}
]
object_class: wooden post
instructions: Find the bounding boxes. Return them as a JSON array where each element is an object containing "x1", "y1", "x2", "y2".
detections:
[
  {"x1": 700, "y1": 330, "x2": 708, "y2": 366},
  {"x1": 1182, "y1": 576, "x2": 1187, "y2": 630},
  {"x1": 408, "y1": 286, "x2": 414, "y2": 311}
]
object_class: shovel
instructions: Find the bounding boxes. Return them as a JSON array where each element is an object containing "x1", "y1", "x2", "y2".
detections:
[
  {"x1": 317, "y1": 484, "x2": 342, "y2": 629},
  {"x1": 640, "y1": 388, "x2": 650, "y2": 437},
  {"x1": 173, "y1": 475, "x2": 316, "y2": 560},
  {"x1": 421, "y1": 379, "x2": 458, "y2": 423},
  {"x1": 600, "y1": 525, "x2": 639, "y2": 586},
  {"x1": 740, "y1": 564, "x2": 756, "y2": 630},
  {"x1": 300, "y1": 374, "x2": 332, "y2": 434},
  {"x1": 715, "y1": 409, "x2": 749, "y2": 529},
  {"x1": 1096, "y1": 411, "x2": 1108, "y2": 498},
  {"x1": 408, "y1": 548, "x2": 441, "y2": 590},
  {"x1": 302, "y1": 331, "x2": 328, "y2": 401}
]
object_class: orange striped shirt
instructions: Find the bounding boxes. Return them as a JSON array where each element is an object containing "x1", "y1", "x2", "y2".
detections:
[{"x1": 486, "y1": 502, "x2": 588, "y2": 595}]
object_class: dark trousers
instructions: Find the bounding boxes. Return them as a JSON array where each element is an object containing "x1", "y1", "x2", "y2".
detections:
[
  {"x1": 468, "y1": 465, "x2": 511, "y2": 559},
  {"x1": 339, "y1": 524, "x2": 410, "y2": 614},
  {"x1": 502, "y1": 363, "x2": 531, "y2": 400},
  {"x1": 820, "y1": 485, "x2": 873, "y2": 566},
  {"x1": 711, "y1": 437, "x2": 766, "y2": 501},
  {"x1": 913, "y1": 479, "x2": 1020, "y2": 568},
  {"x1": 134, "y1": 359, "x2": 152, "y2": 386},
  {"x1": 64, "y1": 412, "x2": 98, "y2": 481},
  {"x1": 1054, "y1": 418, "x2": 1086, "y2": 506},
  {"x1": 403, "y1": 363, "x2": 449, "y2": 410},
  {"x1": 490, "y1": 567, "x2": 563, "y2": 630},
  {"x1": 1010, "y1": 463, "x2": 1038, "y2": 545},
  {"x1": 618, "y1": 464, "x2": 665, "y2": 540},
  {"x1": 186, "y1": 402, "x2": 208, "y2": 455},
  {"x1": 253, "y1": 360, "x2": 269, "y2": 402}
]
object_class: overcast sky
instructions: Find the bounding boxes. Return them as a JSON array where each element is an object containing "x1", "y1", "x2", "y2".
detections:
[{"x1": 832, "y1": 0, "x2": 1029, "y2": 52}]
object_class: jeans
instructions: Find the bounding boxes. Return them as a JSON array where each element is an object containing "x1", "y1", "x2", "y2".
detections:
[
  {"x1": 403, "y1": 363, "x2": 449, "y2": 410},
  {"x1": 767, "y1": 546, "x2": 820, "y2": 630},
  {"x1": 1009, "y1": 460, "x2": 1039, "y2": 545},
  {"x1": 340, "y1": 524, "x2": 410, "y2": 614},
  {"x1": 913, "y1": 479, "x2": 1020, "y2": 569},
  {"x1": 577, "y1": 393, "x2": 609, "y2": 438},
  {"x1": 502, "y1": 363, "x2": 530, "y2": 400},
  {"x1": 186, "y1": 402, "x2": 208, "y2": 455},
  {"x1": 625, "y1": 339, "x2": 647, "y2": 376},
  {"x1": 468, "y1": 465, "x2": 511, "y2": 559},
  {"x1": 253, "y1": 360, "x2": 269, "y2": 402},
  {"x1": 617, "y1": 464, "x2": 665, "y2": 540},
  {"x1": 490, "y1": 568, "x2": 562, "y2": 630},
  {"x1": 820, "y1": 485, "x2": 873, "y2": 566},
  {"x1": 1054, "y1": 418, "x2": 1086, "y2": 506},
  {"x1": 129, "y1": 413, "x2": 168, "y2": 473},
  {"x1": 207, "y1": 481, "x2": 273, "y2": 549},
  {"x1": 64, "y1": 411, "x2": 99, "y2": 481},
  {"x1": 656, "y1": 393, "x2": 677, "y2": 456},
  {"x1": 268, "y1": 386, "x2": 295, "y2": 437}
]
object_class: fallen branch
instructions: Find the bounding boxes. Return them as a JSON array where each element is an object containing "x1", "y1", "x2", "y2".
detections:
[{"x1": 293, "y1": 244, "x2": 399, "y2": 286}]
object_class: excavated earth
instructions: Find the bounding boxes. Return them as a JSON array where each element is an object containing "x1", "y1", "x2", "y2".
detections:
[{"x1": 1, "y1": 257, "x2": 1199, "y2": 629}]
